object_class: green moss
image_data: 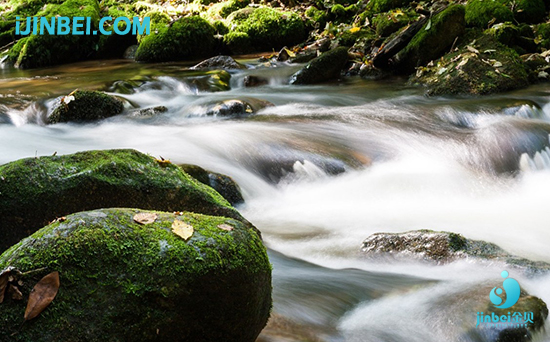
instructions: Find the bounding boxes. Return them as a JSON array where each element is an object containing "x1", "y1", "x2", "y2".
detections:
[
  {"x1": 448, "y1": 233, "x2": 467, "y2": 251},
  {"x1": 207, "y1": 0, "x2": 250, "y2": 19},
  {"x1": 338, "y1": 27, "x2": 375, "y2": 47},
  {"x1": 0, "y1": 208, "x2": 271, "y2": 342},
  {"x1": 485, "y1": 22, "x2": 518, "y2": 45},
  {"x1": 0, "y1": 149, "x2": 243, "y2": 252},
  {"x1": 398, "y1": 4, "x2": 466, "y2": 72},
  {"x1": 225, "y1": 7, "x2": 306, "y2": 54},
  {"x1": 365, "y1": 0, "x2": 414, "y2": 15},
  {"x1": 535, "y1": 22, "x2": 550, "y2": 49},
  {"x1": 211, "y1": 20, "x2": 229, "y2": 34},
  {"x1": 135, "y1": 16, "x2": 216, "y2": 62},
  {"x1": 465, "y1": 0, "x2": 514, "y2": 28},
  {"x1": 305, "y1": 6, "x2": 328, "y2": 28},
  {"x1": 48, "y1": 90, "x2": 123, "y2": 123},
  {"x1": 373, "y1": 8, "x2": 418, "y2": 37},
  {"x1": 331, "y1": 4, "x2": 346, "y2": 17}
]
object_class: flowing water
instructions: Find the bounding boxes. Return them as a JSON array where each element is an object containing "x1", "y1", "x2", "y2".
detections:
[{"x1": 2, "y1": 58, "x2": 550, "y2": 341}]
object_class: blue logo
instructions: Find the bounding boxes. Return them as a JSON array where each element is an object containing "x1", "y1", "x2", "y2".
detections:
[{"x1": 489, "y1": 270, "x2": 520, "y2": 309}]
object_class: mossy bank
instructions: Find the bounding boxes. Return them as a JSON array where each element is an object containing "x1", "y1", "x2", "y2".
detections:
[{"x1": 0, "y1": 208, "x2": 271, "y2": 342}]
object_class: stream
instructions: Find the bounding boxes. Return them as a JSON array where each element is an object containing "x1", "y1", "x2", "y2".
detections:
[{"x1": 1, "y1": 58, "x2": 550, "y2": 341}]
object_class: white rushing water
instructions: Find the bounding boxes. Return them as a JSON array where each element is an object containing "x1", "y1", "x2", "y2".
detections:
[{"x1": 2, "y1": 61, "x2": 550, "y2": 341}]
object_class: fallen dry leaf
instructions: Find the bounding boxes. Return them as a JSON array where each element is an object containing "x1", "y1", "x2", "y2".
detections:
[
  {"x1": 133, "y1": 213, "x2": 158, "y2": 225},
  {"x1": 0, "y1": 267, "x2": 15, "y2": 304},
  {"x1": 7, "y1": 285, "x2": 23, "y2": 301},
  {"x1": 24, "y1": 271, "x2": 60, "y2": 321},
  {"x1": 217, "y1": 224, "x2": 234, "y2": 231},
  {"x1": 172, "y1": 219, "x2": 194, "y2": 241}
]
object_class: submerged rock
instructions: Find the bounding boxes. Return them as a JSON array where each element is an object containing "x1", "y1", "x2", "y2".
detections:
[
  {"x1": 188, "y1": 70, "x2": 232, "y2": 92},
  {"x1": 180, "y1": 164, "x2": 245, "y2": 205},
  {"x1": 201, "y1": 98, "x2": 273, "y2": 117},
  {"x1": 191, "y1": 55, "x2": 246, "y2": 70},
  {"x1": 243, "y1": 75, "x2": 269, "y2": 87},
  {"x1": 48, "y1": 90, "x2": 124, "y2": 123},
  {"x1": 129, "y1": 105, "x2": 168, "y2": 117},
  {"x1": 289, "y1": 47, "x2": 349, "y2": 85},
  {"x1": 0, "y1": 208, "x2": 271, "y2": 342},
  {"x1": 361, "y1": 230, "x2": 550, "y2": 274},
  {"x1": 0, "y1": 149, "x2": 243, "y2": 252}
]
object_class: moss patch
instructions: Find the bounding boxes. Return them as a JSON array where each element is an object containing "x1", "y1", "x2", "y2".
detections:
[
  {"x1": 135, "y1": 16, "x2": 216, "y2": 62},
  {"x1": 465, "y1": 0, "x2": 514, "y2": 28},
  {"x1": 0, "y1": 208, "x2": 271, "y2": 342},
  {"x1": 0, "y1": 149, "x2": 243, "y2": 252}
]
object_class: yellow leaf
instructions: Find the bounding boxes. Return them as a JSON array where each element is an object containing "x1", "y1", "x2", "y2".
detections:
[
  {"x1": 217, "y1": 224, "x2": 234, "y2": 231},
  {"x1": 284, "y1": 48, "x2": 296, "y2": 58},
  {"x1": 133, "y1": 213, "x2": 158, "y2": 225},
  {"x1": 172, "y1": 220, "x2": 194, "y2": 240},
  {"x1": 349, "y1": 27, "x2": 360, "y2": 33}
]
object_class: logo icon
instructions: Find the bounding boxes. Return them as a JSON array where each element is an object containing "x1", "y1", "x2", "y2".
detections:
[{"x1": 489, "y1": 270, "x2": 520, "y2": 309}]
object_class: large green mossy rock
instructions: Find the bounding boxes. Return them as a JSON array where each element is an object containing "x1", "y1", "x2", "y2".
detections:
[
  {"x1": 289, "y1": 47, "x2": 349, "y2": 85},
  {"x1": 223, "y1": 7, "x2": 307, "y2": 54},
  {"x1": 0, "y1": 149, "x2": 243, "y2": 252},
  {"x1": 412, "y1": 34, "x2": 528, "y2": 96},
  {"x1": 135, "y1": 16, "x2": 216, "y2": 62},
  {"x1": 365, "y1": 0, "x2": 414, "y2": 15},
  {"x1": 465, "y1": 0, "x2": 514, "y2": 28},
  {"x1": 48, "y1": 90, "x2": 124, "y2": 123},
  {"x1": 0, "y1": 208, "x2": 271, "y2": 342},
  {"x1": 397, "y1": 4, "x2": 466, "y2": 73},
  {"x1": 5, "y1": 0, "x2": 102, "y2": 69}
]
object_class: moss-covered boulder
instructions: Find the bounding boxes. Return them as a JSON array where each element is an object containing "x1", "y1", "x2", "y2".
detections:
[
  {"x1": 305, "y1": 6, "x2": 328, "y2": 29},
  {"x1": 135, "y1": 16, "x2": 216, "y2": 62},
  {"x1": 397, "y1": 4, "x2": 466, "y2": 72},
  {"x1": 289, "y1": 47, "x2": 349, "y2": 84},
  {"x1": 223, "y1": 7, "x2": 307, "y2": 54},
  {"x1": 180, "y1": 164, "x2": 245, "y2": 205},
  {"x1": 5, "y1": 0, "x2": 102, "y2": 69},
  {"x1": 485, "y1": 22, "x2": 519, "y2": 45},
  {"x1": 535, "y1": 23, "x2": 550, "y2": 49},
  {"x1": 0, "y1": 149, "x2": 243, "y2": 252},
  {"x1": 412, "y1": 34, "x2": 529, "y2": 95},
  {"x1": 513, "y1": 0, "x2": 546, "y2": 24},
  {"x1": 48, "y1": 90, "x2": 123, "y2": 124},
  {"x1": 465, "y1": 0, "x2": 514, "y2": 28},
  {"x1": 0, "y1": 208, "x2": 271, "y2": 342}
]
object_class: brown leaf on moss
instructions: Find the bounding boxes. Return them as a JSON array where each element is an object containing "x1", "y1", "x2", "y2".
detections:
[
  {"x1": 24, "y1": 271, "x2": 60, "y2": 321},
  {"x1": 0, "y1": 267, "x2": 15, "y2": 304},
  {"x1": 217, "y1": 224, "x2": 234, "y2": 231},
  {"x1": 133, "y1": 212, "x2": 158, "y2": 225},
  {"x1": 172, "y1": 219, "x2": 194, "y2": 241}
]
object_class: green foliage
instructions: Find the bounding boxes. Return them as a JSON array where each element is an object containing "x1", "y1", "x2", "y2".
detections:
[
  {"x1": 535, "y1": 23, "x2": 550, "y2": 49},
  {"x1": 211, "y1": 20, "x2": 229, "y2": 34},
  {"x1": 135, "y1": 16, "x2": 216, "y2": 62},
  {"x1": 465, "y1": 0, "x2": 514, "y2": 28},
  {"x1": 225, "y1": 7, "x2": 307, "y2": 54},
  {"x1": 331, "y1": 4, "x2": 346, "y2": 17}
]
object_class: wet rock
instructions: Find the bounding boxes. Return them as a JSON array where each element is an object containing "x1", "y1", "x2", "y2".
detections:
[
  {"x1": 135, "y1": 16, "x2": 216, "y2": 62},
  {"x1": 203, "y1": 98, "x2": 273, "y2": 117},
  {"x1": 180, "y1": 164, "x2": 245, "y2": 205},
  {"x1": 243, "y1": 75, "x2": 269, "y2": 87},
  {"x1": 129, "y1": 106, "x2": 168, "y2": 117},
  {"x1": 188, "y1": 70, "x2": 232, "y2": 92},
  {"x1": 361, "y1": 230, "x2": 550, "y2": 274},
  {"x1": 305, "y1": 37, "x2": 331, "y2": 53},
  {"x1": 0, "y1": 208, "x2": 271, "y2": 342},
  {"x1": 48, "y1": 90, "x2": 124, "y2": 124},
  {"x1": 289, "y1": 50, "x2": 318, "y2": 64},
  {"x1": 0, "y1": 149, "x2": 243, "y2": 252},
  {"x1": 277, "y1": 47, "x2": 291, "y2": 62},
  {"x1": 396, "y1": 4, "x2": 466, "y2": 73},
  {"x1": 191, "y1": 55, "x2": 246, "y2": 70},
  {"x1": 108, "y1": 77, "x2": 150, "y2": 95},
  {"x1": 289, "y1": 47, "x2": 349, "y2": 85},
  {"x1": 412, "y1": 34, "x2": 529, "y2": 96}
]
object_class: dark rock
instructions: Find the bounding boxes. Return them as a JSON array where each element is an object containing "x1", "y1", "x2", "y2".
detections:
[
  {"x1": 188, "y1": 70, "x2": 232, "y2": 92},
  {"x1": 108, "y1": 77, "x2": 150, "y2": 95},
  {"x1": 289, "y1": 50, "x2": 318, "y2": 64},
  {"x1": 289, "y1": 47, "x2": 349, "y2": 85},
  {"x1": 0, "y1": 208, "x2": 271, "y2": 342},
  {"x1": 180, "y1": 164, "x2": 245, "y2": 205},
  {"x1": 361, "y1": 230, "x2": 550, "y2": 274},
  {"x1": 243, "y1": 75, "x2": 269, "y2": 87},
  {"x1": 305, "y1": 37, "x2": 331, "y2": 53},
  {"x1": 48, "y1": 90, "x2": 124, "y2": 124},
  {"x1": 396, "y1": 4, "x2": 466, "y2": 73},
  {"x1": 191, "y1": 55, "x2": 247, "y2": 70},
  {"x1": 203, "y1": 98, "x2": 273, "y2": 117},
  {"x1": 129, "y1": 106, "x2": 168, "y2": 117},
  {"x1": 277, "y1": 46, "x2": 291, "y2": 62},
  {"x1": 123, "y1": 45, "x2": 138, "y2": 59},
  {"x1": 0, "y1": 149, "x2": 243, "y2": 252}
]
